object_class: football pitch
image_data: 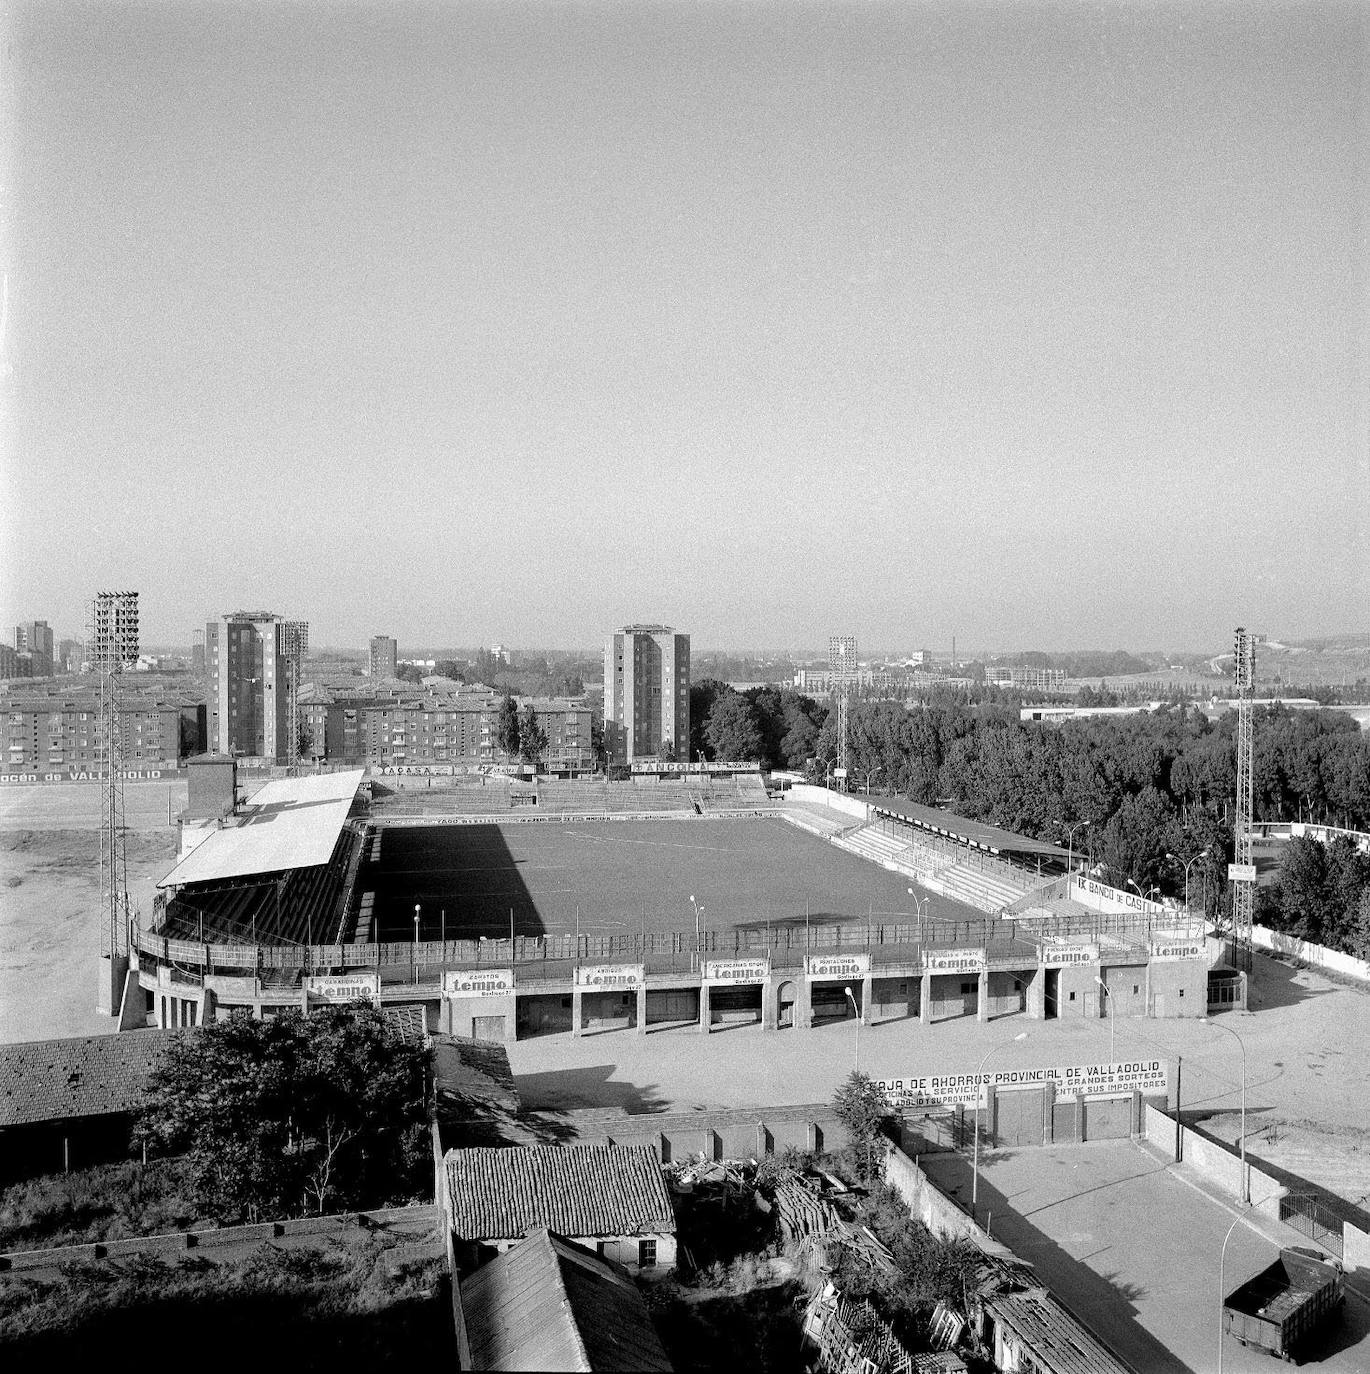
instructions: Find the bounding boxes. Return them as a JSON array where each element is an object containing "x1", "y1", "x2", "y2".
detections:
[{"x1": 367, "y1": 816, "x2": 986, "y2": 942}]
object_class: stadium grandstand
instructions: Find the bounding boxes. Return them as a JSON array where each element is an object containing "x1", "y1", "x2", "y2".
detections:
[{"x1": 153, "y1": 769, "x2": 369, "y2": 949}]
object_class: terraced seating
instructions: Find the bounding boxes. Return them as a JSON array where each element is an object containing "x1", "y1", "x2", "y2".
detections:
[{"x1": 782, "y1": 802, "x2": 855, "y2": 838}]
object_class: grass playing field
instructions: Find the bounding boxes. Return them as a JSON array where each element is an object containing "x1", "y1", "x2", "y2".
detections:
[{"x1": 367, "y1": 816, "x2": 985, "y2": 942}]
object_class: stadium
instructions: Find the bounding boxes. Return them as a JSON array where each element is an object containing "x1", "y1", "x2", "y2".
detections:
[{"x1": 134, "y1": 758, "x2": 1223, "y2": 1041}]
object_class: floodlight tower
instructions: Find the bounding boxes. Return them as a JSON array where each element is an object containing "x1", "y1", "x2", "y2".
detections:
[
  {"x1": 281, "y1": 620, "x2": 309, "y2": 772},
  {"x1": 1232, "y1": 627, "x2": 1256, "y2": 970},
  {"x1": 91, "y1": 591, "x2": 139, "y2": 1015},
  {"x1": 828, "y1": 635, "x2": 857, "y2": 776}
]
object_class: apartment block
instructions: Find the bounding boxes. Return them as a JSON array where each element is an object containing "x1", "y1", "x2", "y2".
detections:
[
  {"x1": 604, "y1": 625, "x2": 690, "y2": 763},
  {"x1": 206, "y1": 611, "x2": 289, "y2": 762}
]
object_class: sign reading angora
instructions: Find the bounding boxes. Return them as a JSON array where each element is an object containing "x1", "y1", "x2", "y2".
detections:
[
  {"x1": 803, "y1": 953, "x2": 870, "y2": 981},
  {"x1": 873, "y1": 1058, "x2": 1168, "y2": 1109},
  {"x1": 574, "y1": 963, "x2": 645, "y2": 990},
  {"x1": 703, "y1": 958, "x2": 770, "y2": 986},
  {"x1": 444, "y1": 968, "x2": 514, "y2": 997}
]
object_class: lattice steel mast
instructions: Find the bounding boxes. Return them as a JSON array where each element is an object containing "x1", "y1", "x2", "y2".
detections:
[
  {"x1": 1232, "y1": 626, "x2": 1256, "y2": 969},
  {"x1": 92, "y1": 591, "x2": 138, "y2": 1014},
  {"x1": 828, "y1": 635, "x2": 857, "y2": 778},
  {"x1": 281, "y1": 620, "x2": 309, "y2": 772}
]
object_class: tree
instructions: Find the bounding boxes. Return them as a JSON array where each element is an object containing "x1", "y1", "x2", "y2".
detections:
[
  {"x1": 518, "y1": 704, "x2": 547, "y2": 765},
  {"x1": 394, "y1": 663, "x2": 424, "y2": 684},
  {"x1": 832, "y1": 1071, "x2": 893, "y2": 1181},
  {"x1": 496, "y1": 694, "x2": 520, "y2": 758},
  {"x1": 704, "y1": 691, "x2": 765, "y2": 762},
  {"x1": 590, "y1": 716, "x2": 607, "y2": 771},
  {"x1": 432, "y1": 659, "x2": 464, "y2": 682},
  {"x1": 138, "y1": 1005, "x2": 429, "y2": 1223},
  {"x1": 295, "y1": 721, "x2": 315, "y2": 761},
  {"x1": 688, "y1": 679, "x2": 731, "y2": 761}
]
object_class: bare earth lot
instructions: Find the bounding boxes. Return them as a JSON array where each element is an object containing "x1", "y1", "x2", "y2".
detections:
[{"x1": 0, "y1": 783, "x2": 186, "y2": 1045}]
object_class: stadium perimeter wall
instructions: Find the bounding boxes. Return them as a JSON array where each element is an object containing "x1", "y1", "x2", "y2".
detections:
[{"x1": 1250, "y1": 924, "x2": 1370, "y2": 985}]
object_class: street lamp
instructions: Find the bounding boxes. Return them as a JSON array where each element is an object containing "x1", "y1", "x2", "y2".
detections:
[
  {"x1": 1201, "y1": 1015, "x2": 1248, "y2": 1203},
  {"x1": 413, "y1": 903, "x2": 421, "y2": 983},
  {"x1": 1217, "y1": 1184, "x2": 1286, "y2": 1374},
  {"x1": 844, "y1": 985, "x2": 860, "y2": 1073},
  {"x1": 690, "y1": 895, "x2": 705, "y2": 969},
  {"x1": 863, "y1": 764, "x2": 882, "y2": 795},
  {"x1": 1166, "y1": 849, "x2": 1209, "y2": 921},
  {"x1": 907, "y1": 887, "x2": 928, "y2": 942},
  {"x1": 972, "y1": 1031, "x2": 1028, "y2": 1219},
  {"x1": 1094, "y1": 976, "x2": 1115, "y2": 1059},
  {"x1": 1063, "y1": 820, "x2": 1090, "y2": 879}
]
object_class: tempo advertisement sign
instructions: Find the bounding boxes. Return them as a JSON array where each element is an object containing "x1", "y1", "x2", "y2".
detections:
[
  {"x1": 574, "y1": 963, "x2": 645, "y2": 991},
  {"x1": 922, "y1": 948, "x2": 986, "y2": 974},
  {"x1": 443, "y1": 969, "x2": 514, "y2": 998},
  {"x1": 1038, "y1": 944, "x2": 1098, "y2": 968},
  {"x1": 1149, "y1": 938, "x2": 1205, "y2": 962},
  {"x1": 305, "y1": 973, "x2": 380, "y2": 1004},
  {"x1": 803, "y1": 953, "x2": 870, "y2": 981},
  {"x1": 873, "y1": 1058, "x2": 1168, "y2": 1110},
  {"x1": 703, "y1": 958, "x2": 770, "y2": 986}
]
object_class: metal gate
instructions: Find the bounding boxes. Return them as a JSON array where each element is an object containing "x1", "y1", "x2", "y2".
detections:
[
  {"x1": 994, "y1": 1087, "x2": 1045, "y2": 1147},
  {"x1": 1280, "y1": 1193, "x2": 1343, "y2": 1258},
  {"x1": 1082, "y1": 1095, "x2": 1132, "y2": 1141}
]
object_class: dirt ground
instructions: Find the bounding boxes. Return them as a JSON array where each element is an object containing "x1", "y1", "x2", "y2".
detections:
[{"x1": 0, "y1": 783, "x2": 186, "y2": 1045}]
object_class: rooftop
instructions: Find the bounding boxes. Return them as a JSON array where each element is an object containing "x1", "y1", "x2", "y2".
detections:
[
  {"x1": 0, "y1": 1030, "x2": 182, "y2": 1129},
  {"x1": 870, "y1": 798, "x2": 1064, "y2": 859},
  {"x1": 445, "y1": 1145, "x2": 675, "y2": 1241},
  {"x1": 157, "y1": 768, "x2": 365, "y2": 888},
  {"x1": 460, "y1": 1226, "x2": 673, "y2": 1372}
]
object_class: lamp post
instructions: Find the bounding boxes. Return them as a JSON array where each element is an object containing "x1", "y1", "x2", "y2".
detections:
[
  {"x1": 1094, "y1": 975, "x2": 1115, "y2": 1059},
  {"x1": 690, "y1": 894, "x2": 705, "y2": 971},
  {"x1": 1166, "y1": 849, "x2": 1209, "y2": 921},
  {"x1": 844, "y1": 986, "x2": 860, "y2": 1073},
  {"x1": 907, "y1": 887, "x2": 928, "y2": 943},
  {"x1": 863, "y1": 765, "x2": 882, "y2": 796},
  {"x1": 1201, "y1": 1015, "x2": 1248, "y2": 1202},
  {"x1": 1063, "y1": 820, "x2": 1090, "y2": 880},
  {"x1": 1217, "y1": 1184, "x2": 1287, "y2": 1374},
  {"x1": 972, "y1": 1031, "x2": 1028, "y2": 1220},
  {"x1": 412, "y1": 903, "x2": 421, "y2": 984}
]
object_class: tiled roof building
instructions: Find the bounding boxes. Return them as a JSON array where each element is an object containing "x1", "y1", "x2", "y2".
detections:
[
  {"x1": 459, "y1": 1226, "x2": 673, "y2": 1372},
  {"x1": 444, "y1": 1144, "x2": 677, "y2": 1272}
]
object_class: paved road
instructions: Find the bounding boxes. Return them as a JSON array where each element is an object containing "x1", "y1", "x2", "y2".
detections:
[{"x1": 920, "y1": 1140, "x2": 1369, "y2": 1374}]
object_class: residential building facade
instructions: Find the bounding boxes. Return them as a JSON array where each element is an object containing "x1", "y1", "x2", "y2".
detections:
[
  {"x1": 368, "y1": 635, "x2": 398, "y2": 679},
  {"x1": 14, "y1": 622, "x2": 55, "y2": 678},
  {"x1": 206, "y1": 611, "x2": 289, "y2": 762},
  {"x1": 604, "y1": 625, "x2": 690, "y2": 763},
  {"x1": 2, "y1": 691, "x2": 204, "y2": 775}
]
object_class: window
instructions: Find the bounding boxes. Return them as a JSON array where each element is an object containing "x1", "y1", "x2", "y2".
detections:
[
  {"x1": 960, "y1": 982, "x2": 974, "y2": 996},
  {"x1": 639, "y1": 1238, "x2": 657, "y2": 1268},
  {"x1": 1068, "y1": 991, "x2": 1076, "y2": 1002},
  {"x1": 1133, "y1": 985, "x2": 1140, "y2": 995}
]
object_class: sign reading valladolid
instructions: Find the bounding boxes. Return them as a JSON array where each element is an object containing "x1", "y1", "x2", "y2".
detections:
[
  {"x1": 444, "y1": 969, "x2": 515, "y2": 997},
  {"x1": 874, "y1": 1059, "x2": 1168, "y2": 1109},
  {"x1": 703, "y1": 958, "x2": 770, "y2": 986},
  {"x1": 574, "y1": 963, "x2": 645, "y2": 990},
  {"x1": 803, "y1": 953, "x2": 870, "y2": 981},
  {"x1": 305, "y1": 973, "x2": 380, "y2": 1003}
]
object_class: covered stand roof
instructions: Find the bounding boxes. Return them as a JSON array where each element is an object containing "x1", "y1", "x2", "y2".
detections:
[
  {"x1": 158, "y1": 769, "x2": 365, "y2": 888},
  {"x1": 871, "y1": 798, "x2": 1064, "y2": 859},
  {"x1": 460, "y1": 1227, "x2": 673, "y2": 1372},
  {"x1": 445, "y1": 1144, "x2": 675, "y2": 1241}
]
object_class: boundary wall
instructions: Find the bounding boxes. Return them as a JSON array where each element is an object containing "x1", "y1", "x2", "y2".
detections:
[
  {"x1": 1250, "y1": 924, "x2": 1370, "y2": 985},
  {"x1": 0, "y1": 1203, "x2": 441, "y2": 1275},
  {"x1": 1143, "y1": 1104, "x2": 1370, "y2": 1297}
]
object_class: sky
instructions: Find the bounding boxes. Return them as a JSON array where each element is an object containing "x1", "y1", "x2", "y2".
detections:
[{"x1": 1, "y1": 0, "x2": 1365, "y2": 653}]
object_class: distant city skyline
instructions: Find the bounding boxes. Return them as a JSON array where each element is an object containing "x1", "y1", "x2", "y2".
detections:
[{"x1": 2, "y1": 2, "x2": 1365, "y2": 651}]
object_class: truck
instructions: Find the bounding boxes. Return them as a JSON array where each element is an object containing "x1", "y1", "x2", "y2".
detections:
[{"x1": 1223, "y1": 1245, "x2": 1344, "y2": 1363}]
